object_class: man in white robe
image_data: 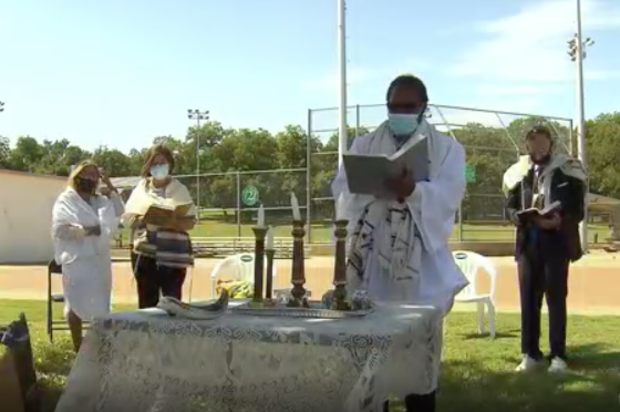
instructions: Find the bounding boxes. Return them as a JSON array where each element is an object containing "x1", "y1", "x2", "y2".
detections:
[{"x1": 331, "y1": 74, "x2": 468, "y2": 412}]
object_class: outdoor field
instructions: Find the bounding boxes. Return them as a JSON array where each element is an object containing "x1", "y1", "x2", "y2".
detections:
[
  {"x1": 2, "y1": 299, "x2": 619, "y2": 412},
  {"x1": 114, "y1": 218, "x2": 612, "y2": 244}
]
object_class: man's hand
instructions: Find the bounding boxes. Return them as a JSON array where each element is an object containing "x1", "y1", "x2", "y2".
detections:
[
  {"x1": 384, "y1": 169, "x2": 415, "y2": 201},
  {"x1": 533, "y1": 213, "x2": 562, "y2": 230},
  {"x1": 84, "y1": 225, "x2": 101, "y2": 236}
]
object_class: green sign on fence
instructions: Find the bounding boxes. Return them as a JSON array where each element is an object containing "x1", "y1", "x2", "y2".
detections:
[
  {"x1": 241, "y1": 185, "x2": 259, "y2": 206},
  {"x1": 465, "y1": 164, "x2": 476, "y2": 183}
]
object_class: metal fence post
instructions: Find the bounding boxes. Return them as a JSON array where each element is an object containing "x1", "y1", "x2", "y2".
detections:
[
  {"x1": 306, "y1": 109, "x2": 313, "y2": 243},
  {"x1": 569, "y1": 119, "x2": 574, "y2": 157},
  {"x1": 236, "y1": 172, "x2": 241, "y2": 237},
  {"x1": 355, "y1": 104, "x2": 360, "y2": 138},
  {"x1": 196, "y1": 174, "x2": 201, "y2": 223}
]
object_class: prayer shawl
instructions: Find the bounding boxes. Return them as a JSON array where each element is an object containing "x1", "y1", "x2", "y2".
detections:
[
  {"x1": 346, "y1": 192, "x2": 423, "y2": 301},
  {"x1": 502, "y1": 154, "x2": 588, "y2": 208},
  {"x1": 331, "y1": 120, "x2": 469, "y2": 313},
  {"x1": 123, "y1": 178, "x2": 196, "y2": 269},
  {"x1": 51, "y1": 187, "x2": 119, "y2": 265}
]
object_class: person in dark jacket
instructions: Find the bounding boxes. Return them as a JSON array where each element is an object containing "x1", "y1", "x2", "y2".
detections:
[{"x1": 503, "y1": 125, "x2": 587, "y2": 373}]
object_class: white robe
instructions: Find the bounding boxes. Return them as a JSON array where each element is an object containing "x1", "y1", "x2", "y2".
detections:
[
  {"x1": 51, "y1": 188, "x2": 124, "y2": 320},
  {"x1": 331, "y1": 120, "x2": 468, "y2": 315}
]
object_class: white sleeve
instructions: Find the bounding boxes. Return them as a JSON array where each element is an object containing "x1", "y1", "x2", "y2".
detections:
[
  {"x1": 53, "y1": 224, "x2": 86, "y2": 241},
  {"x1": 406, "y1": 140, "x2": 465, "y2": 253},
  {"x1": 108, "y1": 191, "x2": 125, "y2": 218}
]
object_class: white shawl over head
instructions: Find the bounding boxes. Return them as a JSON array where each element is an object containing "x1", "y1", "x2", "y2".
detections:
[
  {"x1": 123, "y1": 178, "x2": 196, "y2": 222},
  {"x1": 502, "y1": 153, "x2": 588, "y2": 207},
  {"x1": 51, "y1": 187, "x2": 119, "y2": 265}
]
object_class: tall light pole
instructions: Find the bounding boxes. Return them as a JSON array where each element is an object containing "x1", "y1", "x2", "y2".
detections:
[
  {"x1": 567, "y1": 0, "x2": 592, "y2": 253},
  {"x1": 187, "y1": 109, "x2": 209, "y2": 223},
  {"x1": 337, "y1": 0, "x2": 347, "y2": 168}
]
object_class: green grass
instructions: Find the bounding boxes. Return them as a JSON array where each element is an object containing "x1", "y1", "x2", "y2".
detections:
[
  {"x1": 2, "y1": 299, "x2": 619, "y2": 411},
  {"x1": 112, "y1": 221, "x2": 611, "y2": 246}
]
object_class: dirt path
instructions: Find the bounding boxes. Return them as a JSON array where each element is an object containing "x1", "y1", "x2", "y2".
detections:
[{"x1": 0, "y1": 255, "x2": 618, "y2": 314}]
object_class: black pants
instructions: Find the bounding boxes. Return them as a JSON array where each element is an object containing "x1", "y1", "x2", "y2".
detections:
[
  {"x1": 131, "y1": 253, "x2": 187, "y2": 309},
  {"x1": 383, "y1": 392, "x2": 436, "y2": 412},
  {"x1": 518, "y1": 249, "x2": 570, "y2": 360}
]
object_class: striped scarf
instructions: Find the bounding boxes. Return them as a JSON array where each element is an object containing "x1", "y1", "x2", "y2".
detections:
[
  {"x1": 346, "y1": 200, "x2": 422, "y2": 301},
  {"x1": 134, "y1": 229, "x2": 194, "y2": 269}
]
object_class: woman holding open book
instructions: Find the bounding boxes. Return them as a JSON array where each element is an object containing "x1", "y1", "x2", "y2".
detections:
[
  {"x1": 123, "y1": 144, "x2": 197, "y2": 309},
  {"x1": 503, "y1": 125, "x2": 587, "y2": 374},
  {"x1": 51, "y1": 160, "x2": 124, "y2": 352}
]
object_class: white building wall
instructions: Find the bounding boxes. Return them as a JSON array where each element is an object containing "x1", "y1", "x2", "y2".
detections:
[{"x1": 0, "y1": 171, "x2": 67, "y2": 263}]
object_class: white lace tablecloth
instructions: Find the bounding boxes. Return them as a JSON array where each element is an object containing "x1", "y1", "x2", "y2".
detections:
[{"x1": 55, "y1": 301, "x2": 443, "y2": 412}]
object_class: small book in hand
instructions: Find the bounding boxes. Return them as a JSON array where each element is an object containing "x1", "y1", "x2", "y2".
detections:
[
  {"x1": 515, "y1": 200, "x2": 562, "y2": 224},
  {"x1": 143, "y1": 202, "x2": 193, "y2": 226}
]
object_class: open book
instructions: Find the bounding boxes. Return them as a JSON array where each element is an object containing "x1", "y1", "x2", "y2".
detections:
[
  {"x1": 343, "y1": 134, "x2": 430, "y2": 196},
  {"x1": 516, "y1": 200, "x2": 562, "y2": 224},
  {"x1": 143, "y1": 202, "x2": 193, "y2": 226}
]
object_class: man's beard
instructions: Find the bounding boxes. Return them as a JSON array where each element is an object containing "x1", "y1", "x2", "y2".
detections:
[{"x1": 530, "y1": 153, "x2": 551, "y2": 165}]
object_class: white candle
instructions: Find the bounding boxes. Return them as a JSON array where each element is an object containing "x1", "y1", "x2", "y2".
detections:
[
  {"x1": 290, "y1": 192, "x2": 301, "y2": 221},
  {"x1": 266, "y1": 226, "x2": 274, "y2": 250},
  {"x1": 257, "y1": 204, "x2": 265, "y2": 227},
  {"x1": 335, "y1": 193, "x2": 346, "y2": 220}
]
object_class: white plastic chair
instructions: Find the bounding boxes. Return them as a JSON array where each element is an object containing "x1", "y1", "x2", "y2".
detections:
[
  {"x1": 209, "y1": 253, "x2": 278, "y2": 298},
  {"x1": 452, "y1": 250, "x2": 497, "y2": 338}
]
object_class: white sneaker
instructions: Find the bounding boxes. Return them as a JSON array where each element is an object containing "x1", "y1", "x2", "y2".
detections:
[
  {"x1": 548, "y1": 357, "x2": 568, "y2": 373},
  {"x1": 515, "y1": 355, "x2": 540, "y2": 372}
]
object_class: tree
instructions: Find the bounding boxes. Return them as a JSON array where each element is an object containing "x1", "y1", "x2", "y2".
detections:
[
  {"x1": 92, "y1": 146, "x2": 134, "y2": 177},
  {"x1": 0, "y1": 136, "x2": 11, "y2": 168},
  {"x1": 9, "y1": 136, "x2": 44, "y2": 172},
  {"x1": 585, "y1": 112, "x2": 620, "y2": 198},
  {"x1": 205, "y1": 128, "x2": 280, "y2": 214},
  {"x1": 34, "y1": 139, "x2": 91, "y2": 176},
  {"x1": 1, "y1": 111, "x2": 619, "y2": 227},
  {"x1": 127, "y1": 148, "x2": 147, "y2": 176}
]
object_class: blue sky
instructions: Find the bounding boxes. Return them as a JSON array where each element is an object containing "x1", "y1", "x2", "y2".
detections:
[{"x1": 1, "y1": 0, "x2": 619, "y2": 152}]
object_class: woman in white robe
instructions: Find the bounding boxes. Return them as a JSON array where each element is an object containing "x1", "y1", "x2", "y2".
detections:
[
  {"x1": 51, "y1": 160, "x2": 124, "y2": 352},
  {"x1": 331, "y1": 74, "x2": 468, "y2": 412}
]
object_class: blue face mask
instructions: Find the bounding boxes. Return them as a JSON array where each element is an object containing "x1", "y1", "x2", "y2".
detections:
[
  {"x1": 150, "y1": 164, "x2": 170, "y2": 180},
  {"x1": 388, "y1": 113, "x2": 419, "y2": 137}
]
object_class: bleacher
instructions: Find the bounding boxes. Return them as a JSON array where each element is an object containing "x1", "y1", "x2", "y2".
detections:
[
  {"x1": 192, "y1": 237, "x2": 309, "y2": 258},
  {"x1": 114, "y1": 234, "x2": 307, "y2": 258}
]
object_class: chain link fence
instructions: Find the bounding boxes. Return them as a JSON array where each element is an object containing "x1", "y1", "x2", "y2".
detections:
[
  {"x1": 175, "y1": 168, "x2": 310, "y2": 240},
  {"x1": 128, "y1": 103, "x2": 579, "y2": 244},
  {"x1": 307, "y1": 103, "x2": 574, "y2": 243}
]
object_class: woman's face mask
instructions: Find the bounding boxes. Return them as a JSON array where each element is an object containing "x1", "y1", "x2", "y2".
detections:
[
  {"x1": 75, "y1": 176, "x2": 98, "y2": 193},
  {"x1": 150, "y1": 163, "x2": 170, "y2": 180}
]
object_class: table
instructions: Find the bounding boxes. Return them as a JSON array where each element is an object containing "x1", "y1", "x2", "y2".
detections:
[{"x1": 55, "y1": 301, "x2": 443, "y2": 412}]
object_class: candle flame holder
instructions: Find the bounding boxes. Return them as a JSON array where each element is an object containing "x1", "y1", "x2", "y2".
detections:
[
  {"x1": 252, "y1": 226, "x2": 268, "y2": 302},
  {"x1": 265, "y1": 248, "x2": 275, "y2": 300},
  {"x1": 332, "y1": 219, "x2": 350, "y2": 310},
  {"x1": 287, "y1": 220, "x2": 308, "y2": 308}
]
